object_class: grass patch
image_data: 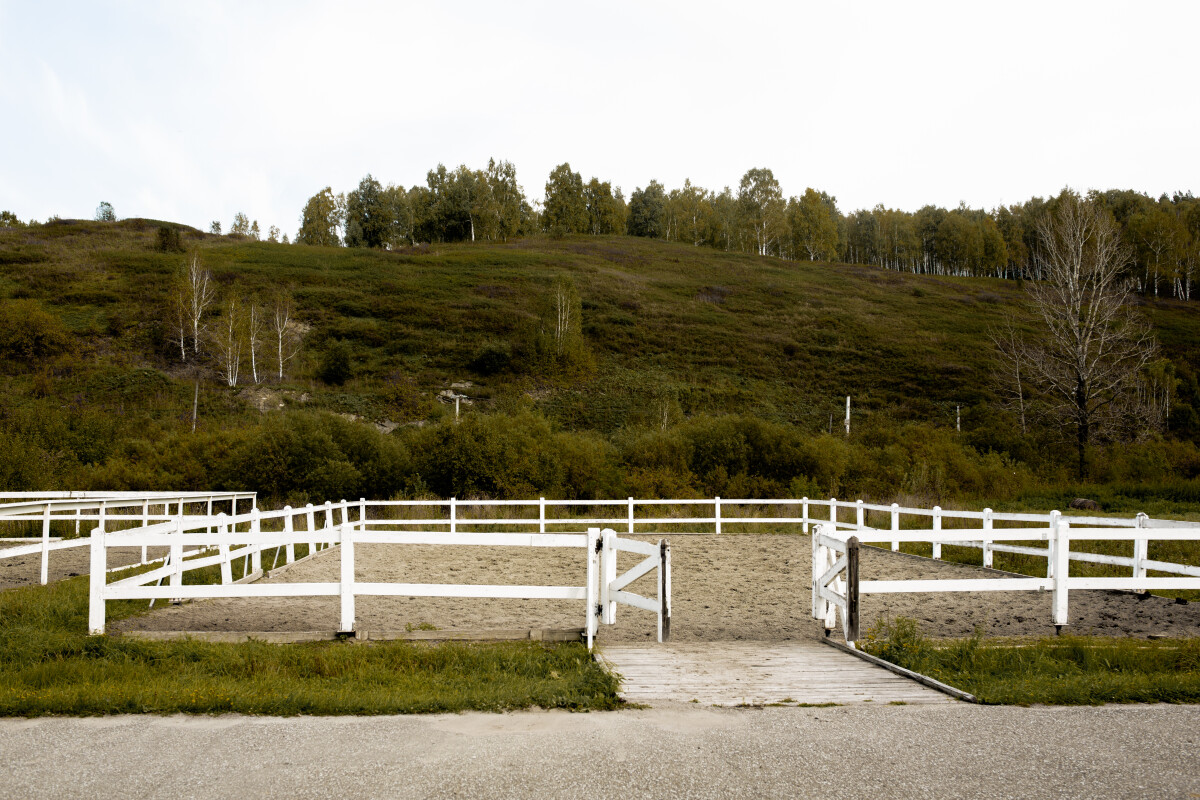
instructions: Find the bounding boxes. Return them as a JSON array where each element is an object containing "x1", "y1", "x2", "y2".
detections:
[
  {"x1": 0, "y1": 576, "x2": 621, "y2": 716},
  {"x1": 861, "y1": 617, "x2": 1200, "y2": 705}
]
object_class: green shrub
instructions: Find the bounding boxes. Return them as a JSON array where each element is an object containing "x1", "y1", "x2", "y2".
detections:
[
  {"x1": 318, "y1": 340, "x2": 353, "y2": 385},
  {"x1": 0, "y1": 300, "x2": 71, "y2": 365}
]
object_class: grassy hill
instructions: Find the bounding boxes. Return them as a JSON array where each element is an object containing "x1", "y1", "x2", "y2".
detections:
[{"x1": 1, "y1": 218, "x2": 1198, "y2": 512}]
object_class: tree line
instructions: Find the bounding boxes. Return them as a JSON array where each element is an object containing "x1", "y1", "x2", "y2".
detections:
[{"x1": 294, "y1": 162, "x2": 1199, "y2": 301}]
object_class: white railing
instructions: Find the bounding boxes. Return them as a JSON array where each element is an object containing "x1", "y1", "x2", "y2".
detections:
[
  {"x1": 0, "y1": 492, "x2": 257, "y2": 584},
  {"x1": 812, "y1": 522, "x2": 1200, "y2": 642},
  {"x1": 85, "y1": 500, "x2": 671, "y2": 648}
]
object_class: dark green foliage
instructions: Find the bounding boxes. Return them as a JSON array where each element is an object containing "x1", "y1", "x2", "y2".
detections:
[
  {"x1": 468, "y1": 342, "x2": 512, "y2": 375},
  {"x1": 154, "y1": 224, "x2": 183, "y2": 252},
  {"x1": 628, "y1": 180, "x2": 665, "y2": 237},
  {"x1": 862, "y1": 618, "x2": 1200, "y2": 705},
  {"x1": 0, "y1": 299, "x2": 71, "y2": 365},
  {"x1": 318, "y1": 339, "x2": 353, "y2": 385}
]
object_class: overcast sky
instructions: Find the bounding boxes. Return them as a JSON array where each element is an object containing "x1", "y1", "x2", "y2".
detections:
[{"x1": 2, "y1": 1, "x2": 1196, "y2": 235}]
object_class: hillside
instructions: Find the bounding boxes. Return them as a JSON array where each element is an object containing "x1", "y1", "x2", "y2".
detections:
[{"x1": 1, "y1": 219, "x2": 1198, "y2": 510}]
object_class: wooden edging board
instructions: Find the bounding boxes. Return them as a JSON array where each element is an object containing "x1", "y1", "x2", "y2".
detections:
[
  {"x1": 119, "y1": 628, "x2": 585, "y2": 644},
  {"x1": 821, "y1": 637, "x2": 978, "y2": 703}
]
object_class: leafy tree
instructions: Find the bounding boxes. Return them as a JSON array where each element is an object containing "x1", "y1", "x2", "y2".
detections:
[
  {"x1": 95, "y1": 201, "x2": 116, "y2": 222},
  {"x1": 0, "y1": 211, "x2": 22, "y2": 227},
  {"x1": 249, "y1": 220, "x2": 261, "y2": 241},
  {"x1": 209, "y1": 221, "x2": 222, "y2": 235},
  {"x1": 267, "y1": 225, "x2": 280, "y2": 243},
  {"x1": 583, "y1": 178, "x2": 623, "y2": 235},
  {"x1": 345, "y1": 174, "x2": 388, "y2": 248},
  {"x1": 737, "y1": 168, "x2": 785, "y2": 256},
  {"x1": 543, "y1": 163, "x2": 587, "y2": 234},
  {"x1": 230, "y1": 212, "x2": 251, "y2": 237},
  {"x1": 789, "y1": 188, "x2": 840, "y2": 260},
  {"x1": 483, "y1": 158, "x2": 525, "y2": 242},
  {"x1": 296, "y1": 187, "x2": 344, "y2": 246},
  {"x1": 628, "y1": 180, "x2": 666, "y2": 238},
  {"x1": 155, "y1": 225, "x2": 183, "y2": 253}
]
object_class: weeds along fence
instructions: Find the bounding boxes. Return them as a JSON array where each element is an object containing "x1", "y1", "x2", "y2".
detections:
[
  {"x1": 0, "y1": 492, "x2": 257, "y2": 585},
  {"x1": 86, "y1": 499, "x2": 671, "y2": 648},
  {"x1": 812, "y1": 520, "x2": 1200, "y2": 643}
]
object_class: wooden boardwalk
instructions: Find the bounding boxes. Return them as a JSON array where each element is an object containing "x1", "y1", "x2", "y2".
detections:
[{"x1": 599, "y1": 641, "x2": 956, "y2": 706}]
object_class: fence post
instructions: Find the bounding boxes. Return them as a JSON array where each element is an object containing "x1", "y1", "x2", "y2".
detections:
[
  {"x1": 340, "y1": 522, "x2": 355, "y2": 634},
  {"x1": 982, "y1": 508, "x2": 994, "y2": 569},
  {"x1": 450, "y1": 497, "x2": 457, "y2": 534},
  {"x1": 140, "y1": 499, "x2": 150, "y2": 564},
  {"x1": 659, "y1": 539, "x2": 671, "y2": 643},
  {"x1": 359, "y1": 498, "x2": 367, "y2": 534},
  {"x1": 931, "y1": 506, "x2": 942, "y2": 560},
  {"x1": 305, "y1": 503, "x2": 316, "y2": 553},
  {"x1": 1052, "y1": 519, "x2": 1070, "y2": 629},
  {"x1": 890, "y1": 503, "x2": 900, "y2": 552},
  {"x1": 324, "y1": 502, "x2": 334, "y2": 549},
  {"x1": 846, "y1": 535, "x2": 860, "y2": 643},
  {"x1": 855, "y1": 499, "x2": 864, "y2": 532},
  {"x1": 811, "y1": 523, "x2": 823, "y2": 619},
  {"x1": 170, "y1": 516, "x2": 184, "y2": 604},
  {"x1": 802, "y1": 496, "x2": 809, "y2": 534},
  {"x1": 207, "y1": 497, "x2": 214, "y2": 535},
  {"x1": 217, "y1": 512, "x2": 232, "y2": 585},
  {"x1": 1047, "y1": 510, "x2": 1060, "y2": 579},
  {"x1": 586, "y1": 527, "x2": 600, "y2": 649},
  {"x1": 627, "y1": 497, "x2": 634, "y2": 535},
  {"x1": 829, "y1": 498, "x2": 837, "y2": 528},
  {"x1": 539, "y1": 497, "x2": 545, "y2": 534},
  {"x1": 40, "y1": 503, "x2": 51, "y2": 585},
  {"x1": 284, "y1": 506, "x2": 295, "y2": 564},
  {"x1": 715, "y1": 496, "x2": 722, "y2": 534},
  {"x1": 75, "y1": 507, "x2": 81, "y2": 537},
  {"x1": 88, "y1": 526, "x2": 106, "y2": 635},
  {"x1": 250, "y1": 507, "x2": 262, "y2": 576},
  {"x1": 601, "y1": 529, "x2": 617, "y2": 624},
  {"x1": 1133, "y1": 513, "x2": 1148, "y2": 593}
]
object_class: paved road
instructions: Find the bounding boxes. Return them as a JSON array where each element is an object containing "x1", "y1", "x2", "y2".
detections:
[{"x1": 2, "y1": 704, "x2": 1197, "y2": 799}]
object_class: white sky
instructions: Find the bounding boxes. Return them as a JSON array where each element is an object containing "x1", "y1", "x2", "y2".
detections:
[{"x1": 1, "y1": 1, "x2": 1196, "y2": 235}]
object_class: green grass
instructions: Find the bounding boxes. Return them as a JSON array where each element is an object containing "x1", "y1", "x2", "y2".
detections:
[
  {"x1": 0, "y1": 575, "x2": 621, "y2": 716},
  {"x1": 861, "y1": 617, "x2": 1200, "y2": 705}
]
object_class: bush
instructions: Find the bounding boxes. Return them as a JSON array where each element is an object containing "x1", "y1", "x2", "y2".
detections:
[
  {"x1": 0, "y1": 300, "x2": 71, "y2": 365},
  {"x1": 155, "y1": 225, "x2": 183, "y2": 252},
  {"x1": 318, "y1": 340, "x2": 353, "y2": 385}
]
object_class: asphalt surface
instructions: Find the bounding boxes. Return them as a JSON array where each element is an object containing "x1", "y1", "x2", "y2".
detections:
[{"x1": 2, "y1": 704, "x2": 1197, "y2": 799}]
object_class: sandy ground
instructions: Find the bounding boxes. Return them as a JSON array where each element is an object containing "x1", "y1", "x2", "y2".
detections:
[
  {"x1": 0, "y1": 545, "x2": 170, "y2": 591},
  {"x1": 78, "y1": 534, "x2": 1200, "y2": 641}
]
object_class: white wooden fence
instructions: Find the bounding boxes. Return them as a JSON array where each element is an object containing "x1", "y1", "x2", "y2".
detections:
[
  {"x1": 812, "y1": 520, "x2": 1200, "y2": 643},
  {"x1": 85, "y1": 499, "x2": 671, "y2": 649},
  {"x1": 0, "y1": 491, "x2": 257, "y2": 585}
]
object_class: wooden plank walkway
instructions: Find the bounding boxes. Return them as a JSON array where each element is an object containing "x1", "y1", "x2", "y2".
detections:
[{"x1": 599, "y1": 641, "x2": 956, "y2": 706}]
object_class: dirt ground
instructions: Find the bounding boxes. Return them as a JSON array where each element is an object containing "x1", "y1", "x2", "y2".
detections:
[
  {"x1": 59, "y1": 534, "x2": 1200, "y2": 641},
  {"x1": 0, "y1": 545, "x2": 170, "y2": 591}
]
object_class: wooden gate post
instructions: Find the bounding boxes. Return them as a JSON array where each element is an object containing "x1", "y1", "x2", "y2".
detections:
[
  {"x1": 340, "y1": 522, "x2": 355, "y2": 634},
  {"x1": 1052, "y1": 520, "x2": 1070, "y2": 629},
  {"x1": 586, "y1": 528, "x2": 601, "y2": 649},
  {"x1": 846, "y1": 535, "x2": 860, "y2": 643},
  {"x1": 601, "y1": 529, "x2": 617, "y2": 624},
  {"x1": 659, "y1": 539, "x2": 671, "y2": 642},
  {"x1": 88, "y1": 526, "x2": 106, "y2": 635}
]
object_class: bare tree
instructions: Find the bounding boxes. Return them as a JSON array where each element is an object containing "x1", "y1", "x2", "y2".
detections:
[
  {"x1": 988, "y1": 316, "x2": 1030, "y2": 435},
  {"x1": 1018, "y1": 193, "x2": 1158, "y2": 476},
  {"x1": 211, "y1": 299, "x2": 244, "y2": 388},
  {"x1": 270, "y1": 292, "x2": 303, "y2": 381},
  {"x1": 173, "y1": 255, "x2": 217, "y2": 360},
  {"x1": 246, "y1": 301, "x2": 265, "y2": 384},
  {"x1": 553, "y1": 281, "x2": 573, "y2": 356}
]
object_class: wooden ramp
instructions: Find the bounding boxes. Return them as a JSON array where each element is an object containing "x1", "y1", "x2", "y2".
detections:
[{"x1": 599, "y1": 641, "x2": 956, "y2": 706}]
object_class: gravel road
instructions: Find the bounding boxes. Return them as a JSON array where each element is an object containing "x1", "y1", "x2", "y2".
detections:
[{"x1": 2, "y1": 704, "x2": 1197, "y2": 799}]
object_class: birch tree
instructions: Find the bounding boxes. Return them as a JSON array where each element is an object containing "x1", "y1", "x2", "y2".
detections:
[
  {"x1": 173, "y1": 255, "x2": 216, "y2": 360},
  {"x1": 270, "y1": 292, "x2": 303, "y2": 381},
  {"x1": 211, "y1": 299, "x2": 244, "y2": 388},
  {"x1": 246, "y1": 301, "x2": 265, "y2": 384}
]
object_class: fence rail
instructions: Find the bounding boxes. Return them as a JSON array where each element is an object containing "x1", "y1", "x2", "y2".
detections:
[{"x1": 811, "y1": 521, "x2": 1200, "y2": 643}]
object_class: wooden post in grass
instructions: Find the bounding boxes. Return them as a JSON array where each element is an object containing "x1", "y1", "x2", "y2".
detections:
[
  {"x1": 339, "y1": 522, "x2": 355, "y2": 634},
  {"x1": 982, "y1": 508, "x2": 994, "y2": 568},
  {"x1": 846, "y1": 535, "x2": 860, "y2": 643},
  {"x1": 932, "y1": 506, "x2": 942, "y2": 560},
  {"x1": 1052, "y1": 519, "x2": 1070, "y2": 629},
  {"x1": 890, "y1": 503, "x2": 900, "y2": 552},
  {"x1": 88, "y1": 525, "x2": 106, "y2": 635}
]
